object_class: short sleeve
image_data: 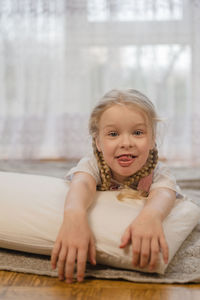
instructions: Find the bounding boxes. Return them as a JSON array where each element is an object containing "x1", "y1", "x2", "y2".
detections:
[
  {"x1": 64, "y1": 155, "x2": 101, "y2": 185},
  {"x1": 150, "y1": 162, "x2": 183, "y2": 197}
]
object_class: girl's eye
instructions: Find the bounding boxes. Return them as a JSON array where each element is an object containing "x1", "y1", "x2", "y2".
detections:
[
  {"x1": 108, "y1": 131, "x2": 118, "y2": 137},
  {"x1": 134, "y1": 130, "x2": 143, "y2": 136}
]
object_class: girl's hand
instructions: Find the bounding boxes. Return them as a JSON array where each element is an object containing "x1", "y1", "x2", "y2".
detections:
[
  {"x1": 119, "y1": 212, "x2": 168, "y2": 271},
  {"x1": 51, "y1": 209, "x2": 96, "y2": 283}
]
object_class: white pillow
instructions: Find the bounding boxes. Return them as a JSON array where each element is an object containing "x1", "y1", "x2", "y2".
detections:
[{"x1": 0, "y1": 171, "x2": 199, "y2": 274}]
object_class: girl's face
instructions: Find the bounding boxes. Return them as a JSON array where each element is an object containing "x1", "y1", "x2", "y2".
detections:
[{"x1": 95, "y1": 104, "x2": 155, "y2": 183}]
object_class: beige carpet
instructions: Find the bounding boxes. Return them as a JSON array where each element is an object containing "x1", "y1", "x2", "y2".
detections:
[{"x1": 0, "y1": 161, "x2": 200, "y2": 283}]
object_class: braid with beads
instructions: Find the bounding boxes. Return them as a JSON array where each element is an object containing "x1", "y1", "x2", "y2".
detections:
[
  {"x1": 92, "y1": 139, "x2": 112, "y2": 190},
  {"x1": 123, "y1": 148, "x2": 158, "y2": 189}
]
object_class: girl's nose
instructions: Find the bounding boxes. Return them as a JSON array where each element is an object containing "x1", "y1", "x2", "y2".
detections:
[{"x1": 120, "y1": 134, "x2": 133, "y2": 148}]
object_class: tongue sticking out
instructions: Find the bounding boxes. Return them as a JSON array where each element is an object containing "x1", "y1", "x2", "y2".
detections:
[
  {"x1": 118, "y1": 155, "x2": 132, "y2": 161},
  {"x1": 117, "y1": 155, "x2": 135, "y2": 167}
]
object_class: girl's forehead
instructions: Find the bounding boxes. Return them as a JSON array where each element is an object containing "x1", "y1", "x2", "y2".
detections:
[{"x1": 99, "y1": 104, "x2": 149, "y2": 126}]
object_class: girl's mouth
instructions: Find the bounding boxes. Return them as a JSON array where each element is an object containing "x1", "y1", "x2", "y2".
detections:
[{"x1": 116, "y1": 154, "x2": 137, "y2": 167}]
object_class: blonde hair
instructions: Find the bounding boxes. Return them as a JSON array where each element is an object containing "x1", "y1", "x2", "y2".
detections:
[{"x1": 89, "y1": 89, "x2": 160, "y2": 198}]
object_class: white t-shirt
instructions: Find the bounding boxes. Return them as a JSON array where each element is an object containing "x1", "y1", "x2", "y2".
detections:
[{"x1": 65, "y1": 155, "x2": 183, "y2": 197}]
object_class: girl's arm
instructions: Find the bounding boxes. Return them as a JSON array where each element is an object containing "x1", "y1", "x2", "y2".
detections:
[
  {"x1": 119, "y1": 187, "x2": 176, "y2": 271},
  {"x1": 51, "y1": 172, "x2": 97, "y2": 283}
]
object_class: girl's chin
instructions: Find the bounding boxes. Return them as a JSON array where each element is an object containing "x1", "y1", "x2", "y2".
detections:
[
  {"x1": 112, "y1": 170, "x2": 137, "y2": 182},
  {"x1": 112, "y1": 165, "x2": 143, "y2": 181}
]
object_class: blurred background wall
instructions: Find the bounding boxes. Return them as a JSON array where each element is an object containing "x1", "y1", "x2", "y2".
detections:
[{"x1": 0, "y1": 0, "x2": 200, "y2": 165}]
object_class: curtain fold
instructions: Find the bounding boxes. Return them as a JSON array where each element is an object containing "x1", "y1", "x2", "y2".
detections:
[{"x1": 0, "y1": 0, "x2": 200, "y2": 165}]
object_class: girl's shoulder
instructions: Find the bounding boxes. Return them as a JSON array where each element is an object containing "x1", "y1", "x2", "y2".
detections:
[
  {"x1": 65, "y1": 154, "x2": 100, "y2": 184},
  {"x1": 76, "y1": 154, "x2": 99, "y2": 171},
  {"x1": 154, "y1": 161, "x2": 176, "y2": 179},
  {"x1": 153, "y1": 161, "x2": 176, "y2": 183},
  {"x1": 151, "y1": 161, "x2": 182, "y2": 195}
]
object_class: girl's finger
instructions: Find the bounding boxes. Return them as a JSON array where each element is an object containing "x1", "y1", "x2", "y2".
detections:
[
  {"x1": 140, "y1": 237, "x2": 150, "y2": 268},
  {"x1": 119, "y1": 228, "x2": 131, "y2": 248},
  {"x1": 65, "y1": 247, "x2": 77, "y2": 283},
  {"x1": 57, "y1": 247, "x2": 68, "y2": 281},
  {"x1": 149, "y1": 237, "x2": 159, "y2": 271},
  {"x1": 159, "y1": 234, "x2": 169, "y2": 264},
  {"x1": 77, "y1": 248, "x2": 88, "y2": 282},
  {"x1": 88, "y1": 236, "x2": 96, "y2": 265},
  {"x1": 51, "y1": 241, "x2": 61, "y2": 269},
  {"x1": 132, "y1": 235, "x2": 141, "y2": 267}
]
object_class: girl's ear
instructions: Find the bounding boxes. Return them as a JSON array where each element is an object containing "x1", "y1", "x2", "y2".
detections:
[
  {"x1": 150, "y1": 135, "x2": 156, "y2": 149},
  {"x1": 95, "y1": 137, "x2": 101, "y2": 152},
  {"x1": 151, "y1": 141, "x2": 156, "y2": 149}
]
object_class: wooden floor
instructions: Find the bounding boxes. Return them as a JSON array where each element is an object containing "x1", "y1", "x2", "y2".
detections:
[{"x1": 1, "y1": 271, "x2": 200, "y2": 300}]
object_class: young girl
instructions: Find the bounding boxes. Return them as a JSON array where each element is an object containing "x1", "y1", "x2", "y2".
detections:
[{"x1": 51, "y1": 89, "x2": 178, "y2": 284}]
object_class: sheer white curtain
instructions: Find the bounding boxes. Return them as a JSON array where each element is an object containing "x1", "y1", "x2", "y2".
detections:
[{"x1": 0, "y1": 0, "x2": 200, "y2": 165}]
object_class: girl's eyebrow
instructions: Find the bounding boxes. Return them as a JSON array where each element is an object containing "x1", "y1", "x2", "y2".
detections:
[
  {"x1": 103, "y1": 124, "x2": 116, "y2": 129},
  {"x1": 104, "y1": 123, "x2": 147, "y2": 129},
  {"x1": 133, "y1": 123, "x2": 147, "y2": 127}
]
